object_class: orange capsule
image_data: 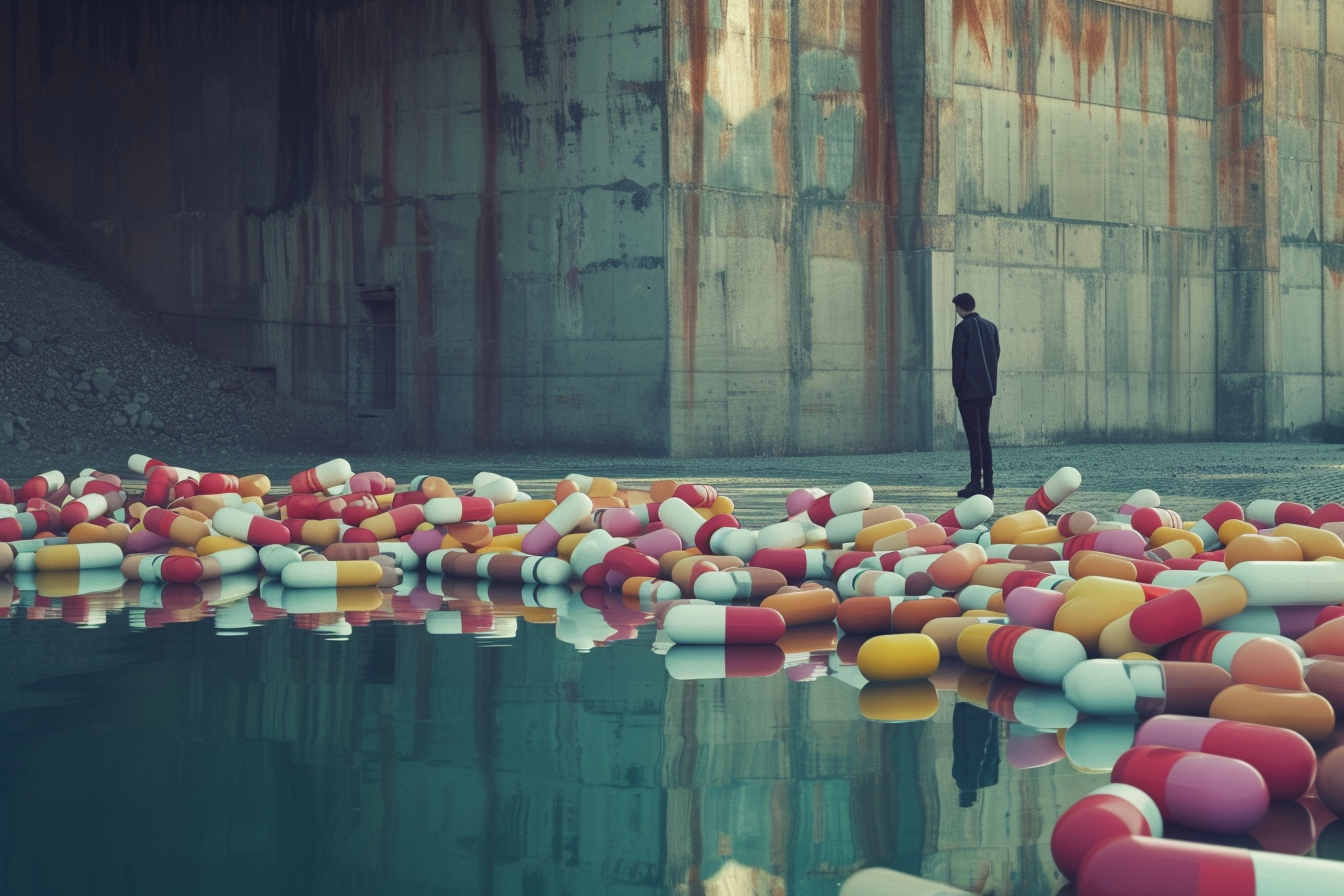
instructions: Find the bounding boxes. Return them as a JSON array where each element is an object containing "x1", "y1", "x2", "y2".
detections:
[
  {"x1": 1209, "y1": 684, "x2": 1336, "y2": 742},
  {"x1": 928, "y1": 543, "x2": 987, "y2": 590},
  {"x1": 891, "y1": 596, "x2": 961, "y2": 633},
  {"x1": 1225, "y1": 534, "x2": 1303, "y2": 567},
  {"x1": 759, "y1": 588, "x2": 838, "y2": 627}
]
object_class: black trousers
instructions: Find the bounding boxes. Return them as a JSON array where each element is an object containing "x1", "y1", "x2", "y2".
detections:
[{"x1": 958, "y1": 397, "x2": 993, "y2": 486}]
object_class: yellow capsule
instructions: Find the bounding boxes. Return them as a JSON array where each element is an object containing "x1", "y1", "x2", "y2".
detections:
[
  {"x1": 557, "y1": 532, "x2": 586, "y2": 561},
  {"x1": 990, "y1": 510, "x2": 1049, "y2": 545},
  {"x1": 494, "y1": 500, "x2": 557, "y2": 525},
  {"x1": 196, "y1": 535, "x2": 249, "y2": 555},
  {"x1": 238, "y1": 474, "x2": 271, "y2": 498},
  {"x1": 1272, "y1": 523, "x2": 1344, "y2": 561},
  {"x1": 857, "y1": 633, "x2": 940, "y2": 681},
  {"x1": 854, "y1": 518, "x2": 916, "y2": 551},
  {"x1": 1015, "y1": 525, "x2": 1063, "y2": 545},
  {"x1": 1150, "y1": 525, "x2": 1203, "y2": 553},
  {"x1": 34, "y1": 543, "x2": 123, "y2": 571},
  {"x1": 956, "y1": 623, "x2": 999, "y2": 670},
  {"x1": 1226, "y1": 533, "x2": 1304, "y2": 567},
  {"x1": 1054, "y1": 591, "x2": 1145, "y2": 654},
  {"x1": 709, "y1": 495, "x2": 735, "y2": 516},
  {"x1": 1218, "y1": 519, "x2": 1258, "y2": 544},
  {"x1": 1097, "y1": 610, "x2": 1163, "y2": 659}
]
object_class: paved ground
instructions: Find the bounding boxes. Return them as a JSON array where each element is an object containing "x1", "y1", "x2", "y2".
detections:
[{"x1": 9, "y1": 441, "x2": 1342, "y2": 529}]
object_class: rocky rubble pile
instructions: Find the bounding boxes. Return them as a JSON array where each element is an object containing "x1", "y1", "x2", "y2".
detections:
[{"x1": 0, "y1": 195, "x2": 314, "y2": 468}]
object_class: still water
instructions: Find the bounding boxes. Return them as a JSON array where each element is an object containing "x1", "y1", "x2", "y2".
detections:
[{"x1": 0, "y1": 569, "x2": 1116, "y2": 896}]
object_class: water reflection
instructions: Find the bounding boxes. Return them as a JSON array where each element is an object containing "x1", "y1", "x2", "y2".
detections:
[{"x1": 0, "y1": 569, "x2": 1329, "y2": 896}]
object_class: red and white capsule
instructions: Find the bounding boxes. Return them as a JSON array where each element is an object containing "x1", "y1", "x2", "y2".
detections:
[
  {"x1": 1024, "y1": 466, "x2": 1081, "y2": 514},
  {"x1": 662, "y1": 604, "x2": 786, "y2": 645}
]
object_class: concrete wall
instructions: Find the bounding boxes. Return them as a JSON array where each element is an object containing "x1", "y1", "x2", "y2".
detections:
[
  {"x1": 0, "y1": 0, "x2": 1339, "y2": 454},
  {"x1": 0, "y1": 0, "x2": 670, "y2": 452}
]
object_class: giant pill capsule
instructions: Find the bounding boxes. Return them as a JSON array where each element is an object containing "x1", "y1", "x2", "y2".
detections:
[
  {"x1": 990, "y1": 510, "x2": 1050, "y2": 544},
  {"x1": 1054, "y1": 593, "x2": 1145, "y2": 655},
  {"x1": 664, "y1": 644, "x2": 785, "y2": 680},
  {"x1": 34, "y1": 543, "x2": 123, "y2": 571},
  {"x1": 1188, "y1": 500, "x2": 1244, "y2": 550},
  {"x1": 1128, "y1": 574, "x2": 1248, "y2": 645},
  {"x1": 1062, "y1": 659, "x2": 1230, "y2": 718},
  {"x1": 755, "y1": 519, "x2": 811, "y2": 551},
  {"x1": 1163, "y1": 629, "x2": 1305, "y2": 670},
  {"x1": 826, "y1": 506, "x2": 904, "y2": 546},
  {"x1": 18, "y1": 470, "x2": 64, "y2": 503},
  {"x1": 1230, "y1": 560, "x2": 1344, "y2": 604},
  {"x1": 1272, "y1": 523, "x2": 1344, "y2": 560},
  {"x1": 141, "y1": 508, "x2": 210, "y2": 548},
  {"x1": 759, "y1": 588, "x2": 837, "y2": 627},
  {"x1": 890, "y1": 596, "x2": 960, "y2": 632},
  {"x1": 662, "y1": 604, "x2": 786, "y2": 645},
  {"x1": 212, "y1": 507, "x2": 290, "y2": 547},
  {"x1": 494, "y1": 499, "x2": 555, "y2": 525},
  {"x1": 854, "y1": 518, "x2": 916, "y2": 551},
  {"x1": 423, "y1": 496, "x2": 495, "y2": 525},
  {"x1": 836, "y1": 596, "x2": 903, "y2": 634},
  {"x1": 927, "y1": 543, "x2": 987, "y2": 590},
  {"x1": 1134, "y1": 714, "x2": 1317, "y2": 801},
  {"x1": 871, "y1": 522, "x2": 947, "y2": 552},
  {"x1": 749, "y1": 548, "x2": 836, "y2": 581},
  {"x1": 1247, "y1": 499, "x2": 1314, "y2": 528},
  {"x1": 958, "y1": 623, "x2": 1086, "y2": 686},
  {"x1": 1063, "y1": 529, "x2": 1147, "y2": 561},
  {"x1": 805, "y1": 481, "x2": 873, "y2": 525},
  {"x1": 279, "y1": 559, "x2": 384, "y2": 589},
  {"x1": 1005, "y1": 586, "x2": 1065, "y2": 629},
  {"x1": 289, "y1": 459, "x2": 352, "y2": 494},
  {"x1": 1024, "y1": 466, "x2": 1081, "y2": 514},
  {"x1": 1079, "y1": 834, "x2": 1344, "y2": 896},
  {"x1": 1111, "y1": 744, "x2": 1268, "y2": 834},
  {"x1": 934, "y1": 493, "x2": 994, "y2": 531},
  {"x1": 856, "y1": 633, "x2": 940, "y2": 681},
  {"x1": 692, "y1": 567, "x2": 787, "y2": 602},
  {"x1": 1209, "y1": 683, "x2": 1336, "y2": 742},
  {"x1": 521, "y1": 492, "x2": 593, "y2": 556},
  {"x1": 59, "y1": 493, "x2": 108, "y2": 530},
  {"x1": 1050, "y1": 783, "x2": 1164, "y2": 882},
  {"x1": 1226, "y1": 534, "x2": 1304, "y2": 566},
  {"x1": 1130, "y1": 507, "x2": 1184, "y2": 538}
]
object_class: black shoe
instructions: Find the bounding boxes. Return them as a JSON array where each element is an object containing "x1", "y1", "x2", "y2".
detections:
[
  {"x1": 979, "y1": 487, "x2": 995, "y2": 499},
  {"x1": 956, "y1": 482, "x2": 981, "y2": 499}
]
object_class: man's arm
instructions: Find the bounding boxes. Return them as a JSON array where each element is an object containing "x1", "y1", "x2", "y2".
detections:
[{"x1": 951, "y1": 323, "x2": 966, "y2": 395}]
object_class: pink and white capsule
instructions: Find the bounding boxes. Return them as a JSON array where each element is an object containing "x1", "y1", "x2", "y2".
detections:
[
  {"x1": 1118, "y1": 489, "x2": 1161, "y2": 517},
  {"x1": 805, "y1": 481, "x2": 873, "y2": 525},
  {"x1": 212, "y1": 507, "x2": 291, "y2": 546},
  {"x1": 662, "y1": 604, "x2": 786, "y2": 645},
  {"x1": 934, "y1": 493, "x2": 994, "y2": 530},
  {"x1": 1025, "y1": 466, "x2": 1081, "y2": 514},
  {"x1": 521, "y1": 491, "x2": 593, "y2": 556},
  {"x1": 424, "y1": 496, "x2": 495, "y2": 524},
  {"x1": 785, "y1": 487, "x2": 827, "y2": 517},
  {"x1": 568, "y1": 530, "x2": 628, "y2": 578}
]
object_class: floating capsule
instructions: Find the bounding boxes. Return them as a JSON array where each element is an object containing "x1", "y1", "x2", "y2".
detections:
[
  {"x1": 1078, "y1": 835, "x2": 1344, "y2": 896},
  {"x1": 279, "y1": 559, "x2": 384, "y2": 589},
  {"x1": 428, "y1": 550, "x2": 572, "y2": 586},
  {"x1": 1050, "y1": 783, "x2": 1164, "y2": 882},
  {"x1": 759, "y1": 588, "x2": 838, "y2": 627},
  {"x1": 1111, "y1": 744, "x2": 1269, "y2": 834},
  {"x1": 835, "y1": 596, "x2": 903, "y2": 634},
  {"x1": 1062, "y1": 659, "x2": 1230, "y2": 718},
  {"x1": 1024, "y1": 466, "x2": 1081, "y2": 514},
  {"x1": 521, "y1": 492, "x2": 593, "y2": 556},
  {"x1": 34, "y1": 543, "x2": 123, "y2": 571},
  {"x1": 662, "y1": 604, "x2": 786, "y2": 645},
  {"x1": 856, "y1": 633, "x2": 939, "y2": 681},
  {"x1": 691, "y1": 567, "x2": 786, "y2": 602},
  {"x1": 211, "y1": 506, "x2": 290, "y2": 547},
  {"x1": 664, "y1": 643, "x2": 785, "y2": 680},
  {"x1": 1134, "y1": 714, "x2": 1317, "y2": 801},
  {"x1": 958, "y1": 623, "x2": 1087, "y2": 686}
]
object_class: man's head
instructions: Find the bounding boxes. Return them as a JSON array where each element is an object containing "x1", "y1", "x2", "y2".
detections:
[{"x1": 953, "y1": 292, "x2": 976, "y2": 318}]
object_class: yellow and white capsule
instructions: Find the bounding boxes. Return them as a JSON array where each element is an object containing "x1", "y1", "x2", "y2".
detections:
[
  {"x1": 280, "y1": 559, "x2": 385, "y2": 589},
  {"x1": 34, "y1": 542, "x2": 124, "y2": 571}
]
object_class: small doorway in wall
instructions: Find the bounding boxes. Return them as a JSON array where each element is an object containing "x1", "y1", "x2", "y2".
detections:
[{"x1": 360, "y1": 288, "x2": 397, "y2": 409}]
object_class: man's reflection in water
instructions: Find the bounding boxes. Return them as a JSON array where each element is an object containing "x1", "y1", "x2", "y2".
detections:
[{"x1": 951, "y1": 702, "x2": 1000, "y2": 808}]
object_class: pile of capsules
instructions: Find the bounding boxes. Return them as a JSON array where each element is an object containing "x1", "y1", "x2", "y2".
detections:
[{"x1": 2, "y1": 457, "x2": 1344, "y2": 891}]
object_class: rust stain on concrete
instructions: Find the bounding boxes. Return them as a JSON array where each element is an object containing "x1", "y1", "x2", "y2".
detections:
[
  {"x1": 473, "y1": 0, "x2": 501, "y2": 448},
  {"x1": 1045, "y1": 0, "x2": 1083, "y2": 105},
  {"x1": 378, "y1": 57, "x2": 398, "y2": 248},
  {"x1": 816, "y1": 134, "x2": 827, "y2": 188},
  {"x1": 682, "y1": 0, "x2": 709, "y2": 414},
  {"x1": 1080, "y1": 7, "x2": 1110, "y2": 103},
  {"x1": 1217, "y1": 0, "x2": 1258, "y2": 111},
  {"x1": 1164, "y1": 1, "x2": 1179, "y2": 228},
  {"x1": 1336, "y1": 133, "x2": 1344, "y2": 240},
  {"x1": 1139, "y1": 15, "x2": 1151, "y2": 122},
  {"x1": 953, "y1": 0, "x2": 995, "y2": 65}
]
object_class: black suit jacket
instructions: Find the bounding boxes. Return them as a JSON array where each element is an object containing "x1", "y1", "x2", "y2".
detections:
[{"x1": 952, "y1": 313, "x2": 1000, "y2": 400}]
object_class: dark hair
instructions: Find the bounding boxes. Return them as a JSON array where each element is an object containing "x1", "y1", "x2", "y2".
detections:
[{"x1": 952, "y1": 292, "x2": 976, "y2": 311}]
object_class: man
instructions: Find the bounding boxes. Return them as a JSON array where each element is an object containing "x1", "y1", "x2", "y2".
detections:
[{"x1": 951, "y1": 292, "x2": 1000, "y2": 499}]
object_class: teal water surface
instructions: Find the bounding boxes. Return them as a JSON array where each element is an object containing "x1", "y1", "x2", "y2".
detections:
[{"x1": 0, "y1": 574, "x2": 1173, "y2": 896}]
